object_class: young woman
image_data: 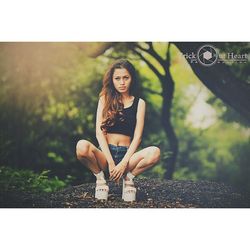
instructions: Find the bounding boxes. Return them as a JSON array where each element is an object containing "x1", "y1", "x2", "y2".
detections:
[{"x1": 76, "y1": 59, "x2": 161, "y2": 202}]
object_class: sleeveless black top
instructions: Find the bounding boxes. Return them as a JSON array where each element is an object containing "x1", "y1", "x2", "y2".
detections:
[{"x1": 106, "y1": 97, "x2": 140, "y2": 138}]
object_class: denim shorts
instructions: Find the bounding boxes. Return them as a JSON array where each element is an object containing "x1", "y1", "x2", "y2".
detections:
[{"x1": 98, "y1": 144, "x2": 128, "y2": 166}]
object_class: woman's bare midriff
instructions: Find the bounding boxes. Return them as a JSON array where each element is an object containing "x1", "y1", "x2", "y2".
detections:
[{"x1": 106, "y1": 133, "x2": 131, "y2": 147}]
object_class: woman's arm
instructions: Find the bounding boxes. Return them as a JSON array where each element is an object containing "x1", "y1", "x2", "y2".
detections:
[
  {"x1": 110, "y1": 98, "x2": 146, "y2": 181},
  {"x1": 96, "y1": 97, "x2": 115, "y2": 170}
]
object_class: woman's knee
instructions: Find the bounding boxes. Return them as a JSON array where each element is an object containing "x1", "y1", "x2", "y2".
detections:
[
  {"x1": 146, "y1": 146, "x2": 161, "y2": 165},
  {"x1": 76, "y1": 139, "x2": 91, "y2": 159}
]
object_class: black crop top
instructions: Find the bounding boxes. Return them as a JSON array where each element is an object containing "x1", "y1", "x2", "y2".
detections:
[{"x1": 106, "y1": 97, "x2": 140, "y2": 138}]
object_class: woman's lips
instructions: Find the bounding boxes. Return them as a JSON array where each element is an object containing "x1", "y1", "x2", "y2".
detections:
[{"x1": 119, "y1": 87, "x2": 126, "y2": 90}]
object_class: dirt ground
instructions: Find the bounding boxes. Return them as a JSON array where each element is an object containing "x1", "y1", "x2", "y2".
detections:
[{"x1": 1, "y1": 178, "x2": 250, "y2": 208}]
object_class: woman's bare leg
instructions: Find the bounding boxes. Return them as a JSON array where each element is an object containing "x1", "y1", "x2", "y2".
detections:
[
  {"x1": 76, "y1": 139, "x2": 108, "y2": 174},
  {"x1": 126, "y1": 146, "x2": 161, "y2": 177}
]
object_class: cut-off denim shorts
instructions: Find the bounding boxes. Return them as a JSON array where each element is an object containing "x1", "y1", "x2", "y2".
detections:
[{"x1": 98, "y1": 144, "x2": 128, "y2": 166}]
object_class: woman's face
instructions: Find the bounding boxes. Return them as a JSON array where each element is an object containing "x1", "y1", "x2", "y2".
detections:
[{"x1": 112, "y1": 68, "x2": 132, "y2": 94}]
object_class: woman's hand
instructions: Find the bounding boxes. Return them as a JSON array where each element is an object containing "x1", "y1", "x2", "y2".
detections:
[
  {"x1": 108, "y1": 161, "x2": 116, "y2": 173},
  {"x1": 109, "y1": 161, "x2": 128, "y2": 183}
]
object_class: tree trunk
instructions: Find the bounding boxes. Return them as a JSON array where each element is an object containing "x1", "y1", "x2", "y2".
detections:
[{"x1": 161, "y1": 72, "x2": 179, "y2": 179}]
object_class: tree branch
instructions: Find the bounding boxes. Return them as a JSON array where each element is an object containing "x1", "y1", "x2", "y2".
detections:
[
  {"x1": 132, "y1": 48, "x2": 164, "y2": 81},
  {"x1": 135, "y1": 42, "x2": 166, "y2": 71},
  {"x1": 147, "y1": 42, "x2": 166, "y2": 67},
  {"x1": 143, "y1": 86, "x2": 162, "y2": 95}
]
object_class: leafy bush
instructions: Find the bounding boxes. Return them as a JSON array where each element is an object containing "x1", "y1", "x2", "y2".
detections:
[{"x1": 0, "y1": 166, "x2": 73, "y2": 193}]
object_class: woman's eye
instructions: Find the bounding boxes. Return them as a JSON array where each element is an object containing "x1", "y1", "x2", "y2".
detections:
[{"x1": 114, "y1": 76, "x2": 129, "y2": 80}]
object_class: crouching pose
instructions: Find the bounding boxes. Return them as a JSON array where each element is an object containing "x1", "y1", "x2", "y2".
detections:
[{"x1": 76, "y1": 59, "x2": 161, "y2": 201}]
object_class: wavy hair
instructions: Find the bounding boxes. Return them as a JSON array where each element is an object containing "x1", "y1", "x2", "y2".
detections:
[{"x1": 99, "y1": 59, "x2": 138, "y2": 133}]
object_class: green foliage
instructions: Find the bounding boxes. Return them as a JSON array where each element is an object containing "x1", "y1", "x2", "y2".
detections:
[
  {"x1": 173, "y1": 167, "x2": 198, "y2": 181},
  {"x1": 221, "y1": 139, "x2": 250, "y2": 192},
  {"x1": 0, "y1": 43, "x2": 101, "y2": 183},
  {"x1": 0, "y1": 166, "x2": 73, "y2": 193}
]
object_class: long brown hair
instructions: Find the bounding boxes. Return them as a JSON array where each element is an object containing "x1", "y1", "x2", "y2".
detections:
[{"x1": 99, "y1": 59, "x2": 138, "y2": 133}]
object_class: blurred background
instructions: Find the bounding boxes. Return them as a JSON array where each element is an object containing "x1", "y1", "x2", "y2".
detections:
[{"x1": 0, "y1": 42, "x2": 249, "y2": 194}]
